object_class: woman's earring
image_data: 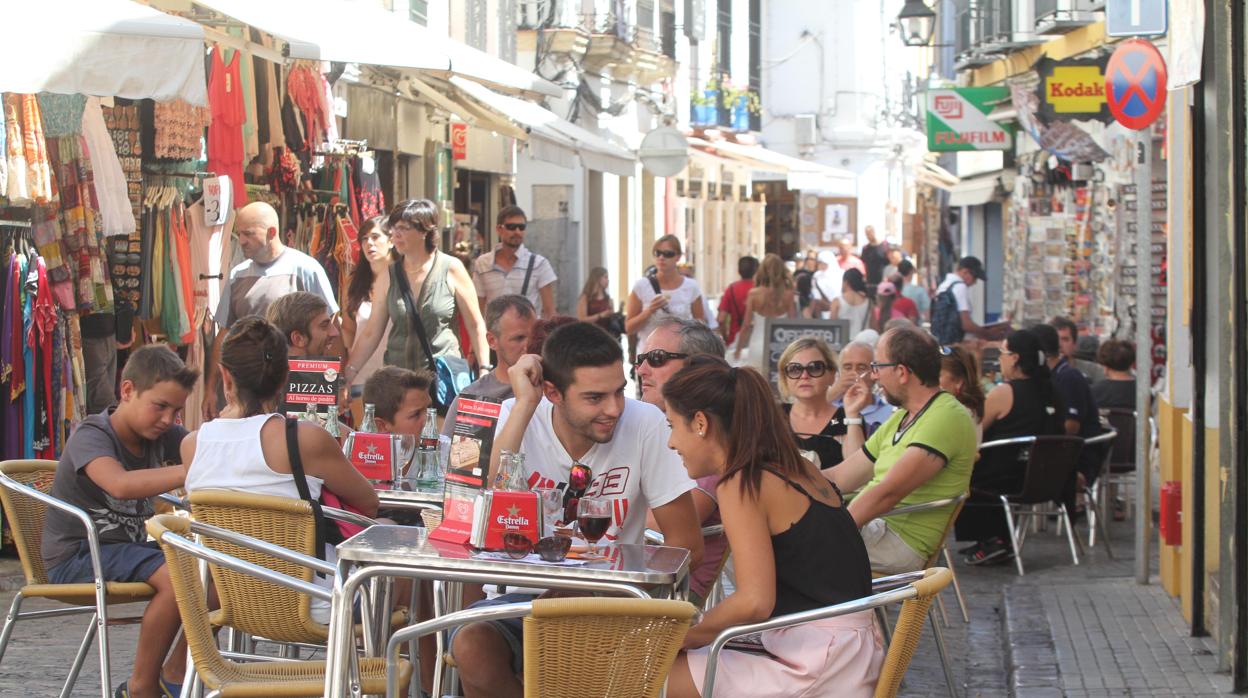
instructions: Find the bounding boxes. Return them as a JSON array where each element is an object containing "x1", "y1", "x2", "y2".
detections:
[{"x1": 698, "y1": 430, "x2": 705, "y2": 438}]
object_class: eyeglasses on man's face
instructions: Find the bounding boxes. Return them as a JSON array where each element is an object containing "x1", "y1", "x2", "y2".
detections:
[{"x1": 633, "y1": 349, "x2": 688, "y2": 368}]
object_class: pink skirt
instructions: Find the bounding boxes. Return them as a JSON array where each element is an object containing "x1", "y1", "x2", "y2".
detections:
[{"x1": 685, "y1": 610, "x2": 884, "y2": 698}]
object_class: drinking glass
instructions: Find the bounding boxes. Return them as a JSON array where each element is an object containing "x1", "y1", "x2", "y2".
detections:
[
  {"x1": 394, "y1": 434, "x2": 417, "y2": 479},
  {"x1": 576, "y1": 498, "x2": 612, "y2": 557},
  {"x1": 534, "y1": 487, "x2": 562, "y2": 536}
]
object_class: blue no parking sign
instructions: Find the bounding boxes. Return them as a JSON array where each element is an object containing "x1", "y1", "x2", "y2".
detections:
[{"x1": 1105, "y1": 39, "x2": 1168, "y2": 130}]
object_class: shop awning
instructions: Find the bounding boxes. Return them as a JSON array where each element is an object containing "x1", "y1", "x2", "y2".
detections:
[
  {"x1": 688, "y1": 138, "x2": 856, "y2": 195},
  {"x1": 451, "y1": 77, "x2": 636, "y2": 177},
  {"x1": 0, "y1": 0, "x2": 208, "y2": 105},
  {"x1": 947, "y1": 173, "x2": 1003, "y2": 206},
  {"x1": 188, "y1": 0, "x2": 562, "y2": 99}
]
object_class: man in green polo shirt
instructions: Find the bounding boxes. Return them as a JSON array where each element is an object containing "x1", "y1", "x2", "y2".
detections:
[{"x1": 825, "y1": 326, "x2": 976, "y2": 573}]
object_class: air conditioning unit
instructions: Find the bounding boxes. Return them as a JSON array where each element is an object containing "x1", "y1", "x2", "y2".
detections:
[
  {"x1": 794, "y1": 114, "x2": 818, "y2": 148},
  {"x1": 1034, "y1": 0, "x2": 1101, "y2": 33},
  {"x1": 986, "y1": 0, "x2": 1049, "y2": 49}
]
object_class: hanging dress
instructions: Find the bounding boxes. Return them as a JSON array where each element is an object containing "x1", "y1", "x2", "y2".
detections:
[{"x1": 207, "y1": 46, "x2": 248, "y2": 209}]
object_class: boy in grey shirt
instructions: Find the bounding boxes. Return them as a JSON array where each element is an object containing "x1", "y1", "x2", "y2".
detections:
[{"x1": 42, "y1": 346, "x2": 197, "y2": 698}]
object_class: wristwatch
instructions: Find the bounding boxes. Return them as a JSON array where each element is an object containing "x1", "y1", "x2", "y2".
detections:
[{"x1": 844, "y1": 417, "x2": 864, "y2": 426}]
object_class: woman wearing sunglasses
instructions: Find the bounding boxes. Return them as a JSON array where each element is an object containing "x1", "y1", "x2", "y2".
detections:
[
  {"x1": 625, "y1": 235, "x2": 706, "y2": 353},
  {"x1": 731, "y1": 253, "x2": 796, "y2": 369},
  {"x1": 777, "y1": 338, "x2": 868, "y2": 470},
  {"x1": 662, "y1": 357, "x2": 881, "y2": 698}
]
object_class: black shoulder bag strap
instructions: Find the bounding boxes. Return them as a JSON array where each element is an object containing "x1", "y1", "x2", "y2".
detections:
[
  {"x1": 285, "y1": 417, "x2": 328, "y2": 563},
  {"x1": 393, "y1": 252, "x2": 439, "y2": 374},
  {"x1": 519, "y1": 251, "x2": 537, "y2": 296},
  {"x1": 648, "y1": 273, "x2": 661, "y2": 294}
]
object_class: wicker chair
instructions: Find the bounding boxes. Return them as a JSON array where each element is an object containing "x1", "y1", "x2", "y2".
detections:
[
  {"x1": 0, "y1": 460, "x2": 156, "y2": 698},
  {"x1": 700, "y1": 567, "x2": 953, "y2": 698},
  {"x1": 145, "y1": 514, "x2": 411, "y2": 697},
  {"x1": 385, "y1": 597, "x2": 695, "y2": 698}
]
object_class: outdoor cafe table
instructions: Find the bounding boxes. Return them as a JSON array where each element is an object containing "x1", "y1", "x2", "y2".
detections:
[
  {"x1": 324, "y1": 524, "x2": 692, "y2": 697},
  {"x1": 373, "y1": 481, "x2": 443, "y2": 511}
]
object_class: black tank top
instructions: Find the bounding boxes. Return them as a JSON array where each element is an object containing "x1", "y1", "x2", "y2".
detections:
[
  {"x1": 761, "y1": 467, "x2": 872, "y2": 617},
  {"x1": 783, "y1": 403, "x2": 847, "y2": 469},
  {"x1": 985, "y1": 377, "x2": 1059, "y2": 441}
]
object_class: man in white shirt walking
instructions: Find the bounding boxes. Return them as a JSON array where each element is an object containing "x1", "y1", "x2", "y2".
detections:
[{"x1": 472, "y1": 206, "x2": 558, "y2": 318}]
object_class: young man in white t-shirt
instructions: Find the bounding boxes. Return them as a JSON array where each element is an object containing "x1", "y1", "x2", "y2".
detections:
[{"x1": 451, "y1": 321, "x2": 703, "y2": 698}]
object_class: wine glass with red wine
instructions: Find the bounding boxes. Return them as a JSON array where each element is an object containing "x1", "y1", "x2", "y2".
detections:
[{"x1": 576, "y1": 498, "x2": 612, "y2": 558}]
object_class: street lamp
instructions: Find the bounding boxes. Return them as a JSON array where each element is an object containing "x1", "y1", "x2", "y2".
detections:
[{"x1": 897, "y1": 0, "x2": 937, "y2": 47}]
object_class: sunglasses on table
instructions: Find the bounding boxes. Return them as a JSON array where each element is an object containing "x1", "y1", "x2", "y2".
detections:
[
  {"x1": 633, "y1": 349, "x2": 689, "y2": 369},
  {"x1": 784, "y1": 360, "x2": 829, "y2": 379},
  {"x1": 501, "y1": 223, "x2": 527, "y2": 231},
  {"x1": 502, "y1": 531, "x2": 572, "y2": 562},
  {"x1": 562, "y1": 462, "x2": 593, "y2": 525},
  {"x1": 653, "y1": 249, "x2": 679, "y2": 259}
]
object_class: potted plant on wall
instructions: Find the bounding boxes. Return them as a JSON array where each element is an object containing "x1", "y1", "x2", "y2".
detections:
[
  {"x1": 723, "y1": 84, "x2": 761, "y2": 131},
  {"x1": 690, "y1": 75, "x2": 722, "y2": 126}
]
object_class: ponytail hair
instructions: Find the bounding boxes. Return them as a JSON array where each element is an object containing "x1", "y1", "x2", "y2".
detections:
[
  {"x1": 1005, "y1": 329, "x2": 1064, "y2": 433},
  {"x1": 220, "y1": 316, "x2": 290, "y2": 417},
  {"x1": 662, "y1": 355, "x2": 806, "y2": 499}
]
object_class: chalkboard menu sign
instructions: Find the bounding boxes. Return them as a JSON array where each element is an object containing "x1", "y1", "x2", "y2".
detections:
[{"x1": 759, "y1": 318, "x2": 852, "y2": 388}]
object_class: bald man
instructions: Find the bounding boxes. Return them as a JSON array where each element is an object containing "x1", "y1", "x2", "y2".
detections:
[{"x1": 204, "y1": 202, "x2": 339, "y2": 420}]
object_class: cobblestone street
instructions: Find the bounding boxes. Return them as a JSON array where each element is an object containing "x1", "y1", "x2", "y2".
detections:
[{"x1": 0, "y1": 517, "x2": 1234, "y2": 696}]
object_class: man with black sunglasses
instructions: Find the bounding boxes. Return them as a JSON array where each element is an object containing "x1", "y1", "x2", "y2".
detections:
[
  {"x1": 472, "y1": 205, "x2": 557, "y2": 318},
  {"x1": 636, "y1": 317, "x2": 726, "y2": 410},
  {"x1": 451, "y1": 322, "x2": 702, "y2": 697}
]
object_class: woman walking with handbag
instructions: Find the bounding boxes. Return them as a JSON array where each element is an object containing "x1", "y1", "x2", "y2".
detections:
[{"x1": 343, "y1": 200, "x2": 488, "y2": 404}]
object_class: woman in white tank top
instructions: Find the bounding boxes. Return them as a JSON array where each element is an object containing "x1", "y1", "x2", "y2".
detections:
[{"x1": 182, "y1": 317, "x2": 379, "y2": 622}]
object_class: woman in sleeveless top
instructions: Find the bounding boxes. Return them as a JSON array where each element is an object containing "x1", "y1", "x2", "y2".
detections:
[
  {"x1": 731, "y1": 254, "x2": 796, "y2": 372},
  {"x1": 342, "y1": 199, "x2": 487, "y2": 389},
  {"x1": 825, "y1": 268, "x2": 873, "y2": 337},
  {"x1": 777, "y1": 337, "x2": 866, "y2": 470},
  {"x1": 625, "y1": 235, "x2": 706, "y2": 353},
  {"x1": 182, "y1": 317, "x2": 379, "y2": 621},
  {"x1": 661, "y1": 357, "x2": 881, "y2": 698},
  {"x1": 956, "y1": 330, "x2": 1065, "y2": 564},
  {"x1": 576, "y1": 266, "x2": 619, "y2": 337},
  {"x1": 341, "y1": 216, "x2": 392, "y2": 412}
]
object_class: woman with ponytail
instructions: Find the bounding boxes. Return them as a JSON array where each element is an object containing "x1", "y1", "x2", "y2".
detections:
[
  {"x1": 182, "y1": 316, "x2": 379, "y2": 621},
  {"x1": 342, "y1": 199, "x2": 488, "y2": 388},
  {"x1": 662, "y1": 357, "x2": 882, "y2": 698},
  {"x1": 955, "y1": 329, "x2": 1065, "y2": 565}
]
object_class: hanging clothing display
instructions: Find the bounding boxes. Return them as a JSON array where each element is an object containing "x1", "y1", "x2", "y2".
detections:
[
  {"x1": 19, "y1": 95, "x2": 55, "y2": 204},
  {"x1": 44, "y1": 133, "x2": 113, "y2": 312},
  {"x1": 206, "y1": 46, "x2": 247, "y2": 209},
  {"x1": 153, "y1": 98, "x2": 210, "y2": 162},
  {"x1": 286, "y1": 62, "x2": 330, "y2": 154},
  {"x1": 101, "y1": 100, "x2": 143, "y2": 223},
  {"x1": 138, "y1": 180, "x2": 196, "y2": 344},
  {"x1": 81, "y1": 97, "x2": 135, "y2": 237}
]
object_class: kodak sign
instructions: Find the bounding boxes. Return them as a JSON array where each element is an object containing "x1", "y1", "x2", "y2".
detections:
[
  {"x1": 926, "y1": 87, "x2": 1014, "y2": 152},
  {"x1": 1035, "y1": 55, "x2": 1114, "y2": 124}
]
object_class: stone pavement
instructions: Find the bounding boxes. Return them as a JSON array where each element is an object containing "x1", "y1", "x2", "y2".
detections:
[
  {"x1": 0, "y1": 517, "x2": 1234, "y2": 697},
  {"x1": 897, "y1": 515, "x2": 1234, "y2": 697}
]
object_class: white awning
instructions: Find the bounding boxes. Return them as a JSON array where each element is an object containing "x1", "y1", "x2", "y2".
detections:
[
  {"x1": 451, "y1": 77, "x2": 636, "y2": 177},
  {"x1": 0, "y1": 0, "x2": 208, "y2": 105},
  {"x1": 687, "y1": 137, "x2": 856, "y2": 195},
  {"x1": 947, "y1": 173, "x2": 1003, "y2": 207},
  {"x1": 188, "y1": 0, "x2": 562, "y2": 98}
]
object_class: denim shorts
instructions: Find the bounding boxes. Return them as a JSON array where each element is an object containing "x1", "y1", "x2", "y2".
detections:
[
  {"x1": 448, "y1": 592, "x2": 536, "y2": 675},
  {"x1": 46, "y1": 540, "x2": 165, "y2": 585}
]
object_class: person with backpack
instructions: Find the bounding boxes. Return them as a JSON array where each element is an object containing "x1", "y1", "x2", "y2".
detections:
[{"x1": 931, "y1": 256, "x2": 1008, "y2": 345}]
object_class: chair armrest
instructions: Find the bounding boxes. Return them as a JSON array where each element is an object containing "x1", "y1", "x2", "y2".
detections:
[
  {"x1": 0, "y1": 473, "x2": 112, "y2": 586},
  {"x1": 156, "y1": 528, "x2": 330, "y2": 602},
  {"x1": 871, "y1": 570, "x2": 928, "y2": 592},
  {"x1": 701, "y1": 584, "x2": 919, "y2": 696},
  {"x1": 385, "y1": 601, "x2": 534, "y2": 698},
  {"x1": 156, "y1": 492, "x2": 189, "y2": 511},
  {"x1": 645, "y1": 524, "x2": 724, "y2": 546},
  {"x1": 880, "y1": 493, "x2": 966, "y2": 517},
  {"x1": 322, "y1": 506, "x2": 380, "y2": 530},
  {"x1": 1083, "y1": 430, "x2": 1117, "y2": 446},
  {"x1": 979, "y1": 435, "x2": 1037, "y2": 450},
  {"x1": 187, "y1": 519, "x2": 336, "y2": 576}
]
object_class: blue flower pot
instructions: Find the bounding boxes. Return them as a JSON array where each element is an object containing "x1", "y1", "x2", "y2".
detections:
[
  {"x1": 732, "y1": 98, "x2": 750, "y2": 131},
  {"x1": 692, "y1": 89, "x2": 718, "y2": 126}
]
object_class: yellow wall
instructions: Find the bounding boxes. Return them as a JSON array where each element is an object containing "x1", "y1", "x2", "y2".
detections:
[{"x1": 1159, "y1": 398, "x2": 1186, "y2": 603}]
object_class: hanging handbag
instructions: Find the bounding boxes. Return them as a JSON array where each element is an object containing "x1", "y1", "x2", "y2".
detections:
[
  {"x1": 393, "y1": 251, "x2": 472, "y2": 414},
  {"x1": 285, "y1": 417, "x2": 359, "y2": 558}
]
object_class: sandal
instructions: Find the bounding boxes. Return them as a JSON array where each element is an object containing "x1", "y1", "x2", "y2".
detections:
[
  {"x1": 160, "y1": 678, "x2": 182, "y2": 698},
  {"x1": 964, "y1": 538, "x2": 1012, "y2": 566},
  {"x1": 114, "y1": 683, "x2": 131, "y2": 698}
]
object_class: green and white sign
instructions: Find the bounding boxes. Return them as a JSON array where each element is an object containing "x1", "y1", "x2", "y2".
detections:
[{"x1": 926, "y1": 87, "x2": 1014, "y2": 152}]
